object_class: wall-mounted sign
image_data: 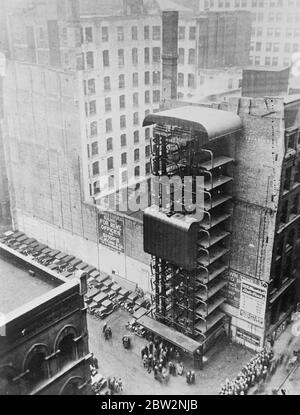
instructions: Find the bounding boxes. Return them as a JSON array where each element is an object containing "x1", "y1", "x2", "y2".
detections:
[
  {"x1": 99, "y1": 212, "x2": 125, "y2": 253},
  {"x1": 236, "y1": 327, "x2": 261, "y2": 347},
  {"x1": 239, "y1": 277, "x2": 268, "y2": 328}
]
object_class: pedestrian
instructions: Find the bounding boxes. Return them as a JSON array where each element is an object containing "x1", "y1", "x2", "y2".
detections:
[
  {"x1": 177, "y1": 361, "x2": 184, "y2": 376},
  {"x1": 107, "y1": 326, "x2": 112, "y2": 338},
  {"x1": 103, "y1": 322, "x2": 107, "y2": 333},
  {"x1": 149, "y1": 342, "x2": 153, "y2": 355},
  {"x1": 186, "y1": 371, "x2": 191, "y2": 384},
  {"x1": 190, "y1": 371, "x2": 195, "y2": 384},
  {"x1": 91, "y1": 353, "x2": 98, "y2": 370},
  {"x1": 141, "y1": 346, "x2": 146, "y2": 360}
]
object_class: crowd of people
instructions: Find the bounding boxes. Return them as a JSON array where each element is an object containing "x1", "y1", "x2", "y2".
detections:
[
  {"x1": 107, "y1": 377, "x2": 124, "y2": 395},
  {"x1": 219, "y1": 348, "x2": 274, "y2": 395},
  {"x1": 140, "y1": 337, "x2": 195, "y2": 385}
]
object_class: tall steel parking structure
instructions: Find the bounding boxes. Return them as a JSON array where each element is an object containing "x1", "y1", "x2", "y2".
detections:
[{"x1": 143, "y1": 105, "x2": 242, "y2": 351}]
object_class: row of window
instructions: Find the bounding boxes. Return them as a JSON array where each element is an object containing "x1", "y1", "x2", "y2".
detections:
[
  {"x1": 85, "y1": 92, "x2": 160, "y2": 120},
  {"x1": 83, "y1": 71, "x2": 161, "y2": 96},
  {"x1": 249, "y1": 55, "x2": 290, "y2": 66},
  {"x1": 207, "y1": 0, "x2": 285, "y2": 8},
  {"x1": 178, "y1": 26, "x2": 197, "y2": 41},
  {"x1": 178, "y1": 48, "x2": 196, "y2": 65},
  {"x1": 252, "y1": 42, "x2": 300, "y2": 53},
  {"x1": 88, "y1": 129, "x2": 151, "y2": 157},
  {"x1": 91, "y1": 163, "x2": 152, "y2": 195},
  {"x1": 253, "y1": 28, "x2": 300, "y2": 38},
  {"x1": 178, "y1": 73, "x2": 196, "y2": 88},
  {"x1": 82, "y1": 25, "x2": 161, "y2": 43},
  {"x1": 83, "y1": 47, "x2": 161, "y2": 70}
]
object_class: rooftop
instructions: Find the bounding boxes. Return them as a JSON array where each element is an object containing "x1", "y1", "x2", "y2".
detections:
[{"x1": 0, "y1": 254, "x2": 56, "y2": 315}]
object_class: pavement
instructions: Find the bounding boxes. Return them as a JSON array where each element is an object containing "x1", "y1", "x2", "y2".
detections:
[{"x1": 87, "y1": 309, "x2": 254, "y2": 395}]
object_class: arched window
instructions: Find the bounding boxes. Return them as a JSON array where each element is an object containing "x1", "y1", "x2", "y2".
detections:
[
  {"x1": 58, "y1": 334, "x2": 76, "y2": 369},
  {"x1": 60, "y1": 377, "x2": 84, "y2": 395},
  {"x1": 25, "y1": 349, "x2": 48, "y2": 390}
]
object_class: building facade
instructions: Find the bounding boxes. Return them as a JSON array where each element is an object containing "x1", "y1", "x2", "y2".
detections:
[
  {"x1": 0, "y1": 242, "x2": 91, "y2": 395},
  {"x1": 198, "y1": 0, "x2": 300, "y2": 68}
]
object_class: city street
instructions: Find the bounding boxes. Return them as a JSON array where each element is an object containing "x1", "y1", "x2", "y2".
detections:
[{"x1": 87, "y1": 309, "x2": 254, "y2": 395}]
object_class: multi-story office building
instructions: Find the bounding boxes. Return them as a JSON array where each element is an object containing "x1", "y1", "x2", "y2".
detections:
[{"x1": 198, "y1": 0, "x2": 300, "y2": 67}]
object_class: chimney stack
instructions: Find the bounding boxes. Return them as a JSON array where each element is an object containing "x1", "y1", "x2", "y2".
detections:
[{"x1": 162, "y1": 10, "x2": 179, "y2": 103}]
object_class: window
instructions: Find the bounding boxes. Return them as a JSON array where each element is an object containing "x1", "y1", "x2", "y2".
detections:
[
  {"x1": 134, "y1": 131, "x2": 139, "y2": 144},
  {"x1": 145, "y1": 90, "x2": 150, "y2": 104},
  {"x1": 189, "y1": 27, "x2": 196, "y2": 40},
  {"x1": 284, "y1": 43, "x2": 291, "y2": 53},
  {"x1": 122, "y1": 170, "x2": 128, "y2": 184},
  {"x1": 103, "y1": 50, "x2": 109, "y2": 67},
  {"x1": 178, "y1": 48, "x2": 184, "y2": 65},
  {"x1": 266, "y1": 42, "x2": 272, "y2": 52},
  {"x1": 86, "y1": 51, "x2": 94, "y2": 69},
  {"x1": 272, "y1": 57, "x2": 278, "y2": 66},
  {"x1": 153, "y1": 90, "x2": 160, "y2": 103},
  {"x1": 256, "y1": 42, "x2": 262, "y2": 52},
  {"x1": 118, "y1": 49, "x2": 124, "y2": 66},
  {"x1": 108, "y1": 175, "x2": 115, "y2": 189},
  {"x1": 121, "y1": 134, "x2": 127, "y2": 147},
  {"x1": 291, "y1": 194, "x2": 299, "y2": 216},
  {"x1": 145, "y1": 71, "x2": 150, "y2": 85},
  {"x1": 92, "y1": 161, "x2": 99, "y2": 176},
  {"x1": 93, "y1": 181, "x2": 100, "y2": 194},
  {"x1": 273, "y1": 43, "x2": 279, "y2": 52},
  {"x1": 102, "y1": 27, "x2": 108, "y2": 42},
  {"x1": 132, "y1": 26, "x2": 138, "y2": 40},
  {"x1": 119, "y1": 74, "x2": 125, "y2": 89},
  {"x1": 284, "y1": 166, "x2": 292, "y2": 191},
  {"x1": 85, "y1": 27, "x2": 93, "y2": 42},
  {"x1": 254, "y1": 56, "x2": 260, "y2": 65},
  {"x1": 117, "y1": 26, "x2": 124, "y2": 41},
  {"x1": 90, "y1": 121, "x2": 98, "y2": 137},
  {"x1": 87, "y1": 79, "x2": 95, "y2": 95},
  {"x1": 91, "y1": 141, "x2": 98, "y2": 156},
  {"x1": 145, "y1": 128, "x2": 150, "y2": 141},
  {"x1": 135, "y1": 166, "x2": 140, "y2": 177},
  {"x1": 228, "y1": 79, "x2": 233, "y2": 89},
  {"x1": 146, "y1": 162, "x2": 151, "y2": 175},
  {"x1": 134, "y1": 149, "x2": 140, "y2": 162},
  {"x1": 133, "y1": 92, "x2": 139, "y2": 106},
  {"x1": 144, "y1": 47, "x2": 150, "y2": 64},
  {"x1": 265, "y1": 56, "x2": 271, "y2": 65},
  {"x1": 153, "y1": 26, "x2": 161, "y2": 40},
  {"x1": 104, "y1": 76, "x2": 110, "y2": 91},
  {"x1": 179, "y1": 26, "x2": 185, "y2": 40},
  {"x1": 133, "y1": 112, "x2": 139, "y2": 125},
  {"x1": 133, "y1": 73, "x2": 139, "y2": 87},
  {"x1": 293, "y1": 43, "x2": 299, "y2": 52},
  {"x1": 295, "y1": 162, "x2": 300, "y2": 183},
  {"x1": 188, "y1": 49, "x2": 196, "y2": 65},
  {"x1": 119, "y1": 95, "x2": 125, "y2": 109},
  {"x1": 121, "y1": 152, "x2": 127, "y2": 166},
  {"x1": 132, "y1": 48, "x2": 138, "y2": 65},
  {"x1": 153, "y1": 71, "x2": 160, "y2": 85},
  {"x1": 106, "y1": 137, "x2": 113, "y2": 152},
  {"x1": 106, "y1": 118, "x2": 112, "y2": 133},
  {"x1": 107, "y1": 157, "x2": 114, "y2": 171},
  {"x1": 145, "y1": 145, "x2": 150, "y2": 158},
  {"x1": 105, "y1": 97, "x2": 111, "y2": 112},
  {"x1": 120, "y1": 115, "x2": 126, "y2": 129},
  {"x1": 144, "y1": 26, "x2": 150, "y2": 40},
  {"x1": 153, "y1": 47, "x2": 160, "y2": 63},
  {"x1": 188, "y1": 74, "x2": 195, "y2": 88},
  {"x1": 89, "y1": 100, "x2": 96, "y2": 116}
]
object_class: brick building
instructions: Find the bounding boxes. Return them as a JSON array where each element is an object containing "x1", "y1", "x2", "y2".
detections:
[{"x1": 0, "y1": 242, "x2": 91, "y2": 395}]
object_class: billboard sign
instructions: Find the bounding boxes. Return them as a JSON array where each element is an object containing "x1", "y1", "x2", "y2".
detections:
[{"x1": 99, "y1": 212, "x2": 125, "y2": 253}]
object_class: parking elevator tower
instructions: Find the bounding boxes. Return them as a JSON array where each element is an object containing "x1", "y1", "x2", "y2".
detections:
[{"x1": 143, "y1": 105, "x2": 242, "y2": 350}]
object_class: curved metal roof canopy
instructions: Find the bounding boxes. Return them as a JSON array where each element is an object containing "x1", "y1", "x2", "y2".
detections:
[{"x1": 143, "y1": 105, "x2": 242, "y2": 141}]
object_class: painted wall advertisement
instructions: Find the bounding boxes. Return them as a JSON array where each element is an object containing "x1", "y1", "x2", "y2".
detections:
[
  {"x1": 239, "y1": 277, "x2": 268, "y2": 328},
  {"x1": 226, "y1": 270, "x2": 268, "y2": 328},
  {"x1": 98, "y1": 212, "x2": 125, "y2": 253}
]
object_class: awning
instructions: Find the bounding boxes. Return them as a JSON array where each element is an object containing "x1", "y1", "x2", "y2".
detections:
[{"x1": 143, "y1": 105, "x2": 242, "y2": 141}]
